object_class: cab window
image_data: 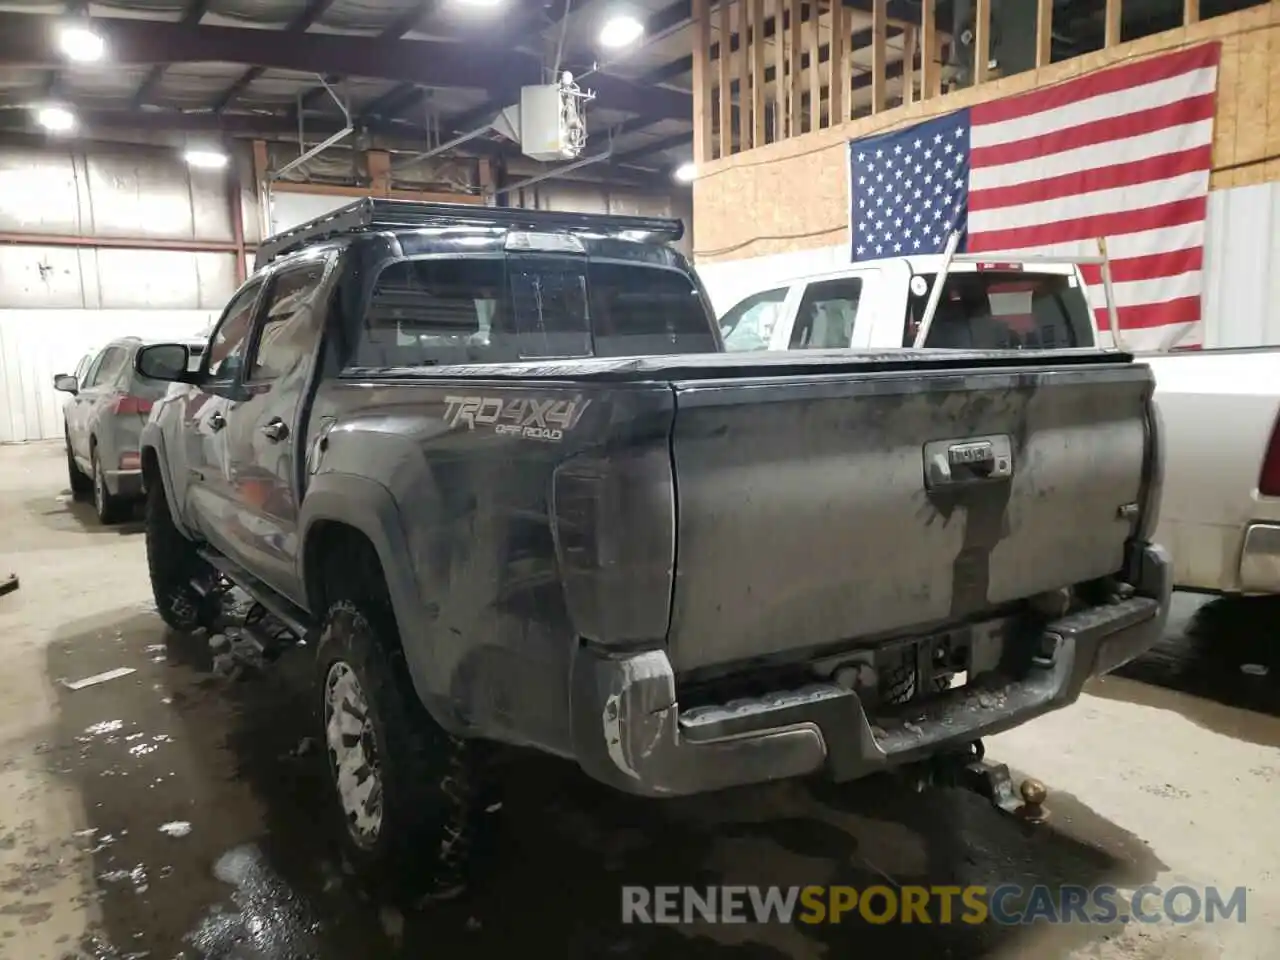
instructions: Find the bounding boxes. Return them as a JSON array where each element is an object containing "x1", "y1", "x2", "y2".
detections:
[
  {"x1": 206, "y1": 279, "x2": 264, "y2": 380},
  {"x1": 904, "y1": 272, "x2": 1094, "y2": 349},
  {"x1": 719, "y1": 287, "x2": 788, "y2": 352},
  {"x1": 790, "y1": 278, "x2": 862, "y2": 349}
]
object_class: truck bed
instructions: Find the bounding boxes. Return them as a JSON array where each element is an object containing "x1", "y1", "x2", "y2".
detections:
[
  {"x1": 1143, "y1": 347, "x2": 1280, "y2": 593},
  {"x1": 337, "y1": 348, "x2": 1157, "y2": 682}
]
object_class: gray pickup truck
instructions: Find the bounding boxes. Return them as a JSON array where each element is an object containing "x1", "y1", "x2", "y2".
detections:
[{"x1": 135, "y1": 199, "x2": 1171, "y2": 895}]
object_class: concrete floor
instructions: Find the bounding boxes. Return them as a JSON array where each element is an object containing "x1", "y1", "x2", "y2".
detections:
[{"x1": 1, "y1": 440, "x2": 1279, "y2": 960}]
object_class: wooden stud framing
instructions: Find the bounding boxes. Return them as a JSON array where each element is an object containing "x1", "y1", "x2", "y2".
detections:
[
  {"x1": 773, "y1": 0, "x2": 786, "y2": 140},
  {"x1": 871, "y1": 0, "x2": 886, "y2": 114},
  {"x1": 1035, "y1": 0, "x2": 1052, "y2": 68},
  {"x1": 808, "y1": 0, "x2": 821, "y2": 131},
  {"x1": 920, "y1": 0, "x2": 938, "y2": 100},
  {"x1": 750, "y1": 0, "x2": 766, "y2": 148},
  {"x1": 973, "y1": 0, "x2": 990, "y2": 84},
  {"x1": 787, "y1": 0, "x2": 802, "y2": 135},
  {"x1": 1184, "y1": 0, "x2": 1199, "y2": 25},
  {"x1": 901, "y1": 23, "x2": 917, "y2": 106},
  {"x1": 718, "y1": 0, "x2": 731, "y2": 158},
  {"x1": 692, "y1": 0, "x2": 712, "y2": 165},
  {"x1": 737, "y1": 0, "x2": 751, "y2": 143},
  {"x1": 1104, "y1": 0, "x2": 1122, "y2": 49},
  {"x1": 829, "y1": 2, "x2": 846, "y2": 124}
]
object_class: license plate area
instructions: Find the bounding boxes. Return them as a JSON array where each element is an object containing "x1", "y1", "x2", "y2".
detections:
[{"x1": 812, "y1": 615, "x2": 1018, "y2": 710}]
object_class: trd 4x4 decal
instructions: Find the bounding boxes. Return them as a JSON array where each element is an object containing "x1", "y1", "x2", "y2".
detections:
[{"x1": 441, "y1": 395, "x2": 591, "y2": 442}]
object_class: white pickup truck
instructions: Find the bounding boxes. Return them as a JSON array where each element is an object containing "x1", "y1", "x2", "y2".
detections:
[{"x1": 713, "y1": 255, "x2": 1280, "y2": 598}]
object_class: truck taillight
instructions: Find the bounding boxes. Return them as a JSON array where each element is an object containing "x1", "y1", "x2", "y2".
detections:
[
  {"x1": 1258, "y1": 413, "x2": 1280, "y2": 498},
  {"x1": 551, "y1": 446, "x2": 675, "y2": 646},
  {"x1": 113, "y1": 395, "x2": 153, "y2": 416}
]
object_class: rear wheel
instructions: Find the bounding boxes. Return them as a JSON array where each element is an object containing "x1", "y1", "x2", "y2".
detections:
[
  {"x1": 316, "y1": 594, "x2": 479, "y2": 900},
  {"x1": 91, "y1": 446, "x2": 128, "y2": 524},
  {"x1": 65, "y1": 429, "x2": 91, "y2": 499},
  {"x1": 144, "y1": 477, "x2": 214, "y2": 631}
]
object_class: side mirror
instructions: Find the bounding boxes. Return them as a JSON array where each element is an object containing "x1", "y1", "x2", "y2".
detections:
[
  {"x1": 136, "y1": 343, "x2": 195, "y2": 383},
  {"x1": 53, "y1": 374, "x2": 78, "y2": 394}
]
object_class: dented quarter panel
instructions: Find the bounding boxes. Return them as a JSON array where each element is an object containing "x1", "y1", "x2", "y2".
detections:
[{"x1": 304, "y1": 375, "x2": 675, "y2": 755}]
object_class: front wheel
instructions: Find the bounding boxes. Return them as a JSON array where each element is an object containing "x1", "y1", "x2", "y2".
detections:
[
  {"x1": 316, "y1": 598, "x2": 479, "y2": 899},
  {"x1": 144, "y1": 478, "x2": 215, "y2": 631}
]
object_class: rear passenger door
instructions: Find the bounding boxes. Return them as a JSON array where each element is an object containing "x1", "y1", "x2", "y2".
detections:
[
  {"x1": 787, "y1": 277, "x2": 864, "y2": 350},
  {"x1": 222, "y1": 254, "x2": 332, "y2": 603},
  {"x1": 80, "y1": 345, "x2": 131, "y2": 462}
]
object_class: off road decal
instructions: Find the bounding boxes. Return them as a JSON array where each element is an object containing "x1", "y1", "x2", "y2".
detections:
[{"x1": 441, "y1": 395, "x2": 591, "y2": 442}]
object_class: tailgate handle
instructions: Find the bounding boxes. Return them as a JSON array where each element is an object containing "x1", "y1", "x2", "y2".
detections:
[{"x1": 924, "y1": 435, "x2": 1013, "y2": 488}]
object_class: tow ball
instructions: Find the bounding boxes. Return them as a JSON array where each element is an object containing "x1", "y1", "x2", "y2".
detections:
[{"x1": 910, "y1": 741, "x2": 1049, "y2": 824}]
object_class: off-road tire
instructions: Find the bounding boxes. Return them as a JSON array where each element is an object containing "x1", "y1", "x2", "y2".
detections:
[
  {"x1": 144, "y1": 479, "x2": 214, "y2": 631},
  {"x1": 316, "y1": 596, "x2": 479, "y2": 900},
  {"x1": 91, "y1": 446, "x2": 128, "y2": 525},
  {"x1": 65, "y1": 429, "x2": 91, "y2": 499}
]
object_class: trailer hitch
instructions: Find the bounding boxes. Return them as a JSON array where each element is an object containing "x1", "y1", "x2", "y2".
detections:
[{"x1": 908, "y1": 741, "x2": 1049, "y2": 823}]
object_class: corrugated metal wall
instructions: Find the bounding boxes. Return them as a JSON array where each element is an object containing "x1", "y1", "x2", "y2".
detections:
[
  {"x1": 1202, "y1": 181, "x2": 1280, "y2": 348},
  {"x1": 0, "y1": 139, "x2": 250, "y2": 442},
  {"x1": 696, "y1": 182, "x2": 1280, "y2": 351}
]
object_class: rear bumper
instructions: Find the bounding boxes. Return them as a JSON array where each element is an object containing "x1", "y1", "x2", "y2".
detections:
[
  {"x1": 105, "y1": 468, "x2": 143, "y2": 499},
  {"x1": 1238, "y1": 523, "x2": 1280, "y2": 594},
  {"x1": 569, "y1": 543, "x2": 1171, "y2": 798}
]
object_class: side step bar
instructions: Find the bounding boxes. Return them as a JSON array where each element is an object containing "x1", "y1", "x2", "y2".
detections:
[{"x1": 196, "y1": 548, "x2": 313, "y2": 639}]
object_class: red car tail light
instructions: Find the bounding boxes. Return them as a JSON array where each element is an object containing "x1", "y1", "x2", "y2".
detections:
[{"x1": 112, "y1": 395, "x2": 153, "y2": 416}]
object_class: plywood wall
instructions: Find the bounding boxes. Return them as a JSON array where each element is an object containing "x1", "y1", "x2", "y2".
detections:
[{"x1": 693, "y1": 2, "x2": 1280, "y2": 264}]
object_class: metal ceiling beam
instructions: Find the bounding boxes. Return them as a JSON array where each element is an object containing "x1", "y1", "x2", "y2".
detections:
[
  {"x1": 611, "y1": 130, "x2": 691, "y2": 165},
  {"x1": 438, "y1": 0, "x2": 684, "y2": 140},
  {"x1": 0, "y1": 12, "x2": 691, "y2": 120},
  {"x1": 0, "y1": 103, "x2": 503, "y2": 146},
  {"x1": 214, "y1": 0, "x2": 343, "y2": 112},
  {"x1": 132, "y1": 0, "x2": 212, "y2": 108},
  {"x1": 286, "y1": 0, "x2": 451, "y2": 121}
]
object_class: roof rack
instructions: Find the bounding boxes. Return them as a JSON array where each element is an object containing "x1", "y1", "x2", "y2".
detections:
[{"x1": 254, "y1": 197, "x2": 685, "y2": 269}]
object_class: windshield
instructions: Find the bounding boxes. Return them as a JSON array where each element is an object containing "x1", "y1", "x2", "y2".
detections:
[
  {"x1": 353, "y1": 255, "x2": 716, "y2": 368},
  {"x1": 904, "y1": 271, "x2": 1094, "y2": 350},
  {"x1": 719, "y1": 287, "x2": 787, "y2": 352}
]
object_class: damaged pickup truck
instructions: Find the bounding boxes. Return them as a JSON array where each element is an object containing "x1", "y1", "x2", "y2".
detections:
[{"x1": 135, "y1": 199, "x2": 1171, "y2": 893}]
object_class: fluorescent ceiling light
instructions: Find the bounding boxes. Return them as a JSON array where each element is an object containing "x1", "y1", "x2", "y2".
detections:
[
  {"x1": 36, "y1": 106, "x2": 76, "y2": 133},
  {"x1": 599, "y1": 14, "x2": 644, "y2": 48},
  {"x1": 673, "y1": 162, "x2": 696, "y2": 183},
  {"x1": 452, "y1": 0, "x2": 503, "y2": 7},
  {"x1": 184, "y1": 149, "x2": 229, "y2": 169},
  {"x1": 58, "y1": 24, "x2": 105, "y2": 63}
]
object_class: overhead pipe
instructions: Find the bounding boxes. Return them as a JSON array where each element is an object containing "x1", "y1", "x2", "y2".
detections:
[
  {"x1": 492, "y1": 147, "x2": 612, "y2": 198},
  {"x1": 271, "y1": 74, "x2": 352, "y2": 183}
]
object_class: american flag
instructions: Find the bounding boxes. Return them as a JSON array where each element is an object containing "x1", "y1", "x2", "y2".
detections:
[{"x1": 848, "y1": 43, "x2": 1220, "y2": 351}]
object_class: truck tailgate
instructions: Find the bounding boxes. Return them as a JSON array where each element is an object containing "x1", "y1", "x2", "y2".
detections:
[{"x1": 666, "y1": 358, "x2": 1153, "y2": 675}]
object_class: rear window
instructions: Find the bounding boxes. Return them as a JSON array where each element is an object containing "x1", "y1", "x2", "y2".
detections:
[
  {"x1": 352, "y1": 255, "x2": 714, "y2": 368},
  {"x1": 904, "y1": 272, "x2": 1094, "y2": 350}
]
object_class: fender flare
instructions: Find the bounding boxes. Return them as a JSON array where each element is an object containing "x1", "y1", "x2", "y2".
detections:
[
  {"x1": 139, "y1": 423, "x2": 195, "y2": 540},
  {"x1": 298, "y1": 473, "x2": 452, "y2": 730}
]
